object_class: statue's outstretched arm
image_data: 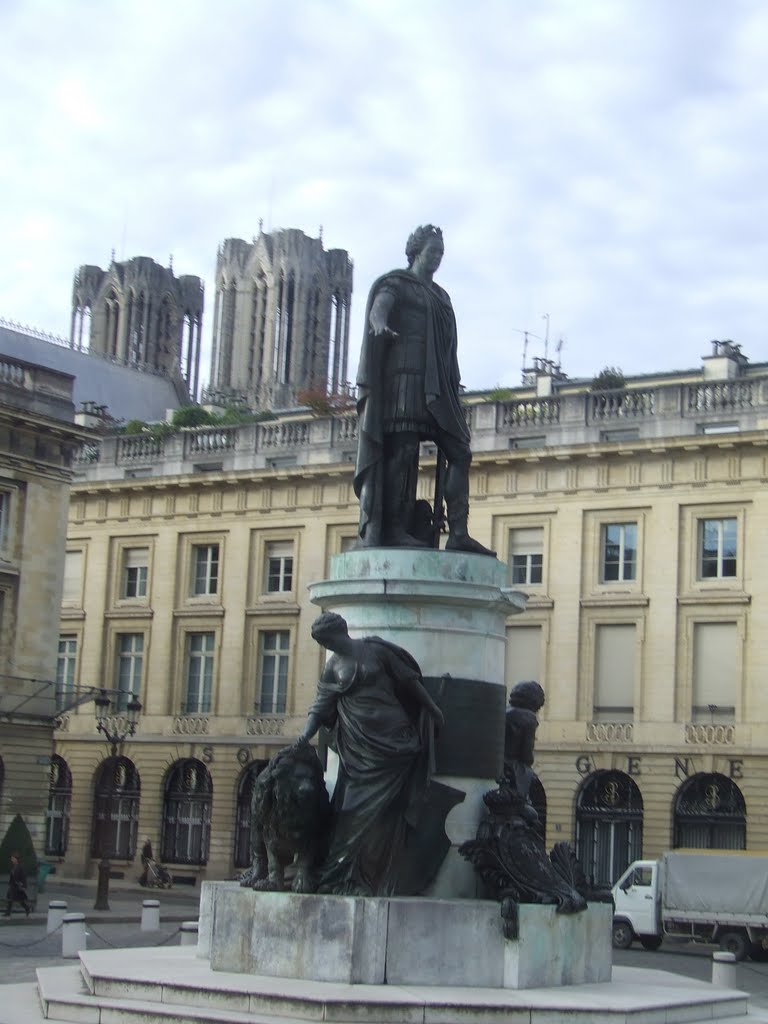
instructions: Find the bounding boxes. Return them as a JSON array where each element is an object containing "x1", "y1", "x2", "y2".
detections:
[{"x1": 369, "y1": 288, "x2": 398, "y2": 338}]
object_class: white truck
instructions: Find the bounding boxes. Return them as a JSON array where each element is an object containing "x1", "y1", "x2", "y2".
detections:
[{"x1": 612, "y1": 851, "x2": 768, "y2": 961}]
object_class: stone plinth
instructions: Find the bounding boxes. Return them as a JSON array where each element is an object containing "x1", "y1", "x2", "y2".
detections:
[
  {"x1": 206, "y1": 884, "x2": 612, "y2": 990},
  {"x1": 309, "y1": 549, "x2": 527, "y2": 897}
]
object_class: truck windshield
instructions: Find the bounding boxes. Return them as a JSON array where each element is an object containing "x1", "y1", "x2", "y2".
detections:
[{"x1": 625, "y1": 866, "x2": 653, "y2": 887}]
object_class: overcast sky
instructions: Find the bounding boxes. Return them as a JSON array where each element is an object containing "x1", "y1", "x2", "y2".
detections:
[{"x1": 2, "y1": 0, "x2": 767, "y2": 392}]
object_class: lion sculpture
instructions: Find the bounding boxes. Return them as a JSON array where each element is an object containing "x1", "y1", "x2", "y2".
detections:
[{"x1": 240, "y1": 741, "x2": 331, "y2": 893}]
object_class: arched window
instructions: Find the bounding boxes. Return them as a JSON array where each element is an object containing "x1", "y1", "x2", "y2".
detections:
[
  {"x1": 160, "y1": 759, "x2": 212, "y2": 865},
  {"x1": 576, "y1": 770, "x2": 643, "y2": 886},
  {"x1": 673, "y1": 772, "x2": 746, "y2": 850},
  {"x1": 45, "y1": 755, "x2": 72, "y2": 856},
  {"x1": 91, "y1": 756, "x2": 140, "y2": 859},
  {"x1": 233, "y1": 759, "x2": 269, "y2": 868}
]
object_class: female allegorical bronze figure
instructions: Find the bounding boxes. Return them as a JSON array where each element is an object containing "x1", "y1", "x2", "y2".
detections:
[{"x1": 294, "y1": 612, "x2": 444, "y2": 896}]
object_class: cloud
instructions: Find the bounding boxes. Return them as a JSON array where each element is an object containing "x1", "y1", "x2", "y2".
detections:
[{"x1": 0, "y1": 0, "x2": 767, "y2": 391}]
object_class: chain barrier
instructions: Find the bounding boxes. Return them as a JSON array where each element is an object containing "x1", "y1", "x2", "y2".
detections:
[
  {"x1": 155, "y1": 926, "x2": 182, "y2": 946},
  {"x1": 0, "y1": 921, "x2": 63, "y2": 949},
  {"x1": 85, "y1": 924, "x2": 119, "y2": 948},
  {"x1": 86, "y1": 923, "x2": 182, "y2": 949}
]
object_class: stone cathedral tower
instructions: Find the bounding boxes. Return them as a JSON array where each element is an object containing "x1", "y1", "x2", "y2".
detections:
[
  {"x1": 210, "y1": 228, "x2": 353, "y2": 409},
  {"x1": 70, "y1": 256, "x2": 205, "y2": 400}
]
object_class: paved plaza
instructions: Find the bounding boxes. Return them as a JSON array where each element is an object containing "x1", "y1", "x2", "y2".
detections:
[
  {"x1": 3, "y1": 879, "x2": 768, "y2": 1024},
  {"x1": 0, "y1": 875, "x2": 201, "y2": 985}
]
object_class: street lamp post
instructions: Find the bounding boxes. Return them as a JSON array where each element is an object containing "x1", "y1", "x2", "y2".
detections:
[{"x1": 93, "y1": 689, "x2": 142, "y2": 911}]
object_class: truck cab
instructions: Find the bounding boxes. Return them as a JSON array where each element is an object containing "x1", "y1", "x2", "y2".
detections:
[{"x1": 611, "y1": 859, "x2": 662, "y2": 950}]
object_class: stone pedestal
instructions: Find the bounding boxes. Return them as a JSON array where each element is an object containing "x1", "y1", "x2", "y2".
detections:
[
  {"x1": 205, "y1": 885, "x2": 612, "y2": 990},
  {"x1": 309, "y1": 548, "x2": 526, "y2": 897}
]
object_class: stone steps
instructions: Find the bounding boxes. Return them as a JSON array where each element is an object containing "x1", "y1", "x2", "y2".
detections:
[{"x1": 32, "y1": 946, "x2": 763, "y2": 1024}]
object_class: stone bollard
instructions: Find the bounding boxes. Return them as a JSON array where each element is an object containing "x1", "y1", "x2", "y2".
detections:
[
  {"x1": 141, "y1": 899, "x2": 160, "y2": 931},
  {"x1": 179, "y1": 920, "x2": 199, "y2": 946},
  {"x1": 47, "y1": 900, "x2": 68, "y2": 935},
  {"x1": 61, "y1": 913, "x2": 87, "y2": 958},
  {"x1": 712, "y1": 951, "x2": 737, "y2": 988}
]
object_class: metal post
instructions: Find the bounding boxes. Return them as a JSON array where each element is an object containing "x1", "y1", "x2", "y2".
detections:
[{"x1": 94, "y1": 856, "x2": 111, "y2": 911}]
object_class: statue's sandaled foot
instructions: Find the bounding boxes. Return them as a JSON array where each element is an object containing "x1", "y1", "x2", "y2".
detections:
[{"x1": 445, "y1": 533, "x2": 496, "y2": 557}]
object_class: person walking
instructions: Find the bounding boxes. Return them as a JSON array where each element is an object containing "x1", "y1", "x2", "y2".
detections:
[{"x1": 4, "y1": 852, "x2": 31, "y2": 917}]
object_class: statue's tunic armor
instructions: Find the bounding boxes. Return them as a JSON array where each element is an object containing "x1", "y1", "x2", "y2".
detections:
[{"x1": 354, "y1": 270, "x2": 470, "y2": 544}]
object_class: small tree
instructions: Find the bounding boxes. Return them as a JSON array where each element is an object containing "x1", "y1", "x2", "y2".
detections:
[
  {"x1": 171, "y1": 405, "x2": 216, "y2": 429},
  {"x1": 123, "y1": 419, "x2": 149, "y2": 435},
  {"x1": 591, "y1": 366, "x2": 625, "y2": 391},
  {"x1": 0, "y1": 814, "x2": 38, "y2": 877}
]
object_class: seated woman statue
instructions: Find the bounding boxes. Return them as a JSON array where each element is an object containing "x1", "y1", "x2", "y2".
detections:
[{"x1": 295, "y1": 612, "x2": 444, "y2": 897}]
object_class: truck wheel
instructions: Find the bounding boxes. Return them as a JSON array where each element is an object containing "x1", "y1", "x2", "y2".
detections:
[
  {"x1": 719, "y1": 930, "x2": 749, "y2": 961},
  {"x1": 639, "y1": 935, "x2": 662, "y2": 951},
  {"x1": 612, "y1": 920, "x2": 634, "y2": 949}
]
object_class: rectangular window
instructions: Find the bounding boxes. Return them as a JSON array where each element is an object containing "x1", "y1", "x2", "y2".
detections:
[
  {"x1": 692, "y1": 622, "x2": 737, "y2": 722},
  {"x1": 115, "y1": 633, "x2": 143, "y2": 710},
  {"x1": 264, "y1": 541, "x2": 294, "y2": 593},
  {"x1": 509, "y1": 528, "x2": 543, "y2": 586},
  {"x1": 258, "y1": 630, "x2": 289, "y2": 713},
  {"x1": 62, "y1": 550, "x2": 83, "y2": 605},
  {"x1": 601, "y1": 523, "x2": 637, "y2": 582},
  {"x1": 594, "y1": 623, "x2": 635, "y2": 721},
  {"x1": 122, "y1": 548, "x2": 148, "y2": 599},
  {"x1": 505, "y1": 625, "x2": 542, "y2": 688},
  {"x1": 192, "y1": 544, "x2": 219, "y2": 596},
  {"x1": 56, "y1": 636, "x2": 78, "y2": 711},
  {"x1": 699, "y1": 518, "x2": 737, "y2": 579},
  {"x1": 183, "y1": 632, "x2": 215, "y2": 713}
]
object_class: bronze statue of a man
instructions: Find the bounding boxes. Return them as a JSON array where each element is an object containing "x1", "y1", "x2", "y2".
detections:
[{"x1": 354, "y1": 225, "x2": 494, "y2": 555}]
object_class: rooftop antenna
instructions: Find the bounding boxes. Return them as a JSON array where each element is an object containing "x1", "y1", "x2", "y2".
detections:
[
  {"x1": 319, "y1": 224, "x2": 324, "y2": 243},
  {"x1": 542, "y1": 313, "x2": 550, "y2": 361},
  {"x1": 511, "y1": 327, "x2": 546, "y2": 381},
  {"x1": 168, "y1": 253, "x2": 174, "y2": 271},
  {"x1": 556, "y1": 337, "x2": 564, "y2": 367},
  {"x1": 110, "y1": 248, "x2": 116, "y2": 264},
  {"x1": 258, "y1": 217, "x2": 264, "y2": 233}
]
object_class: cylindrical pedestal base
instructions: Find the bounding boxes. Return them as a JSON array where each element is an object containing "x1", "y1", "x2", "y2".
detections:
[
  {"x1": 310, "y1": 549, "x2": 526, "y2": 897},
  {"x1": 180, "y1": 920, "x2": 199, "y2": 946}
]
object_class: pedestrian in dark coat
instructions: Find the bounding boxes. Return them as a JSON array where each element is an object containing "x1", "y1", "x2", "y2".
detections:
[{"x1": 5, "y1": 852, "x2": 31, "y2": 917}]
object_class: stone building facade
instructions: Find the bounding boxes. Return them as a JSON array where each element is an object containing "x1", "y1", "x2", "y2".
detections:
[
  {"x1": 209, "y1": 229, "x2": 353, "y2": 411},
  {"x1": 70, "y1": 257, "x2": 205, "y2": 401},
  {"x1": 0, "y1": 353, "x2": 92, "y2": 859},
  {"x1": 52, "y1": 340, "x2": 768, "y2": 887}
]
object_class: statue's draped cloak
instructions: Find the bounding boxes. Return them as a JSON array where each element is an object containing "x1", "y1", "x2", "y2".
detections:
[
  {"x1": 308, "y1": 636, "x2": 435, "y2": 896},
  {"x1": 354, "y1": 269, "x2": 470, "y2": 544}
]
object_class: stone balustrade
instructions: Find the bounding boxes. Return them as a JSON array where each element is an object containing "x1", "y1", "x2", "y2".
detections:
[
  {"x1": 72, "y1": 365, "x2": 768, "y2": 482},
  {"x1": 586, "y1": 721, "x2": 634, "y2": 743}
]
